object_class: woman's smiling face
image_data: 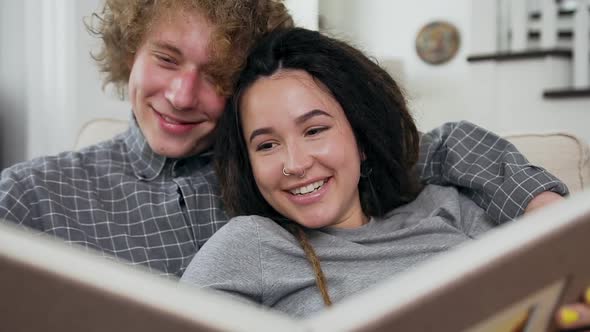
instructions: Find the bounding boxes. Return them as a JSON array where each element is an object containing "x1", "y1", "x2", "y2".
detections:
[{"x1": 239, "y1": 69, "x2": 367, "y2": 229}]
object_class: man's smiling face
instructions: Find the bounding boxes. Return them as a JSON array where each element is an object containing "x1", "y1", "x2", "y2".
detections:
[{"x1": 128, "y1": 10, "x2": 227, "y2": 158}]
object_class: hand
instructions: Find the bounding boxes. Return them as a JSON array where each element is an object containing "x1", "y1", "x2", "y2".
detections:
[
  {"x1": 556, "y1": 287, "x2": 590, "y2": 331},
  {"x1": 524, "y1": 191, "x2": 565, "y2": 214}
]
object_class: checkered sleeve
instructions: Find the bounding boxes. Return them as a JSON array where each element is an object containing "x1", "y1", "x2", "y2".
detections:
[
  {"x1": 416, "y1": 121, "x2": 569, "y2": 223},
  {"x1": 0, "y1": 166, "x2": 34, "y2": 227}
]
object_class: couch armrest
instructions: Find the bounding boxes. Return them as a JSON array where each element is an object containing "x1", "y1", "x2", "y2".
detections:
[{"x1": 505, "y1": 132, "x2": 590, "y2": 193}]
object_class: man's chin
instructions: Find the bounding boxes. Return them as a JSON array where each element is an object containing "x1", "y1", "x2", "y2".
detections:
[
  {"x1": 146, "y1": 130, "x2": 213, "y2": 158},
  {"x1": 149, "y1": 142, "x2": 193, "y2": 159}
]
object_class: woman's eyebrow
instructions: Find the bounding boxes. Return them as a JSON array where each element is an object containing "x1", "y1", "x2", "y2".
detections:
[
  {"x1": 295, "y1": 109, "x2": 332, "y2": 125},
  {"x1": 249, "y1": 127, "x2": 274, "y2": 143},
  {"x1": 248, "y1": 109, "x2": 332, "y2": 143}
]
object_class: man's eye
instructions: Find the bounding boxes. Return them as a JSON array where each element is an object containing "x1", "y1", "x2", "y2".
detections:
[
  {"x1": 155, "y1": 54, "x2": 176, "y2": 65},
  {"x1": 306, "y1": 127, "x2": 328, "y2": 136},
  {"x1": 256, "y1": 142, "x2": 277, "y2": 151}
]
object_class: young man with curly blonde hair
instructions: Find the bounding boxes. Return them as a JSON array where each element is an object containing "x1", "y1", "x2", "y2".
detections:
[{"x1": 0, "y1": 0, "x2": 566, "y2": 278}]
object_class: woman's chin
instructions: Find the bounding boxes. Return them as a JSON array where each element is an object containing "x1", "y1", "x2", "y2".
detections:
[{"x1": 291, "y1": 216, "x2": 332, "y2": 229}]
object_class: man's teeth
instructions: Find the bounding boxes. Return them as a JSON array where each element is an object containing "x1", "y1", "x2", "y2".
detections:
[
  {"x1": 291, "y1": 180, "x2": 325, "y2": 195},
  {"x1": 162, "y1": 114, "x2": 181, "y2": 124}
]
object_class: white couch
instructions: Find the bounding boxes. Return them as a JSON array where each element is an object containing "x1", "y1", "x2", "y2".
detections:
[
  {"x1": 75, "y1": 119, "x2": 590, "y2": 193},
  {"x1": 75, "y1": 118, "x2": 129, "y2": 150}
]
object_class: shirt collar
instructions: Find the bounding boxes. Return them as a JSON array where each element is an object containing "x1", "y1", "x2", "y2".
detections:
[
  {"x1": 123, "y1": 116, "x2": 215, "y2": 180},
  {"x1": 124, "y1": 117, "x2": 167, "y2": 180}
]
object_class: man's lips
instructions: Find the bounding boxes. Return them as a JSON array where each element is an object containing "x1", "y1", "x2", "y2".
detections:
[
  {"x1": 154, "y1": 110, "x2": 200, "y2": 125},
  {"x1": 153, "y1": 109, "x2": 206, "y2": 135}
]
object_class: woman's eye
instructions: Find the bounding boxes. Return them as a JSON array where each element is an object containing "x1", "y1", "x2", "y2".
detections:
[
  {"x1": 256, "y1": 142, "x2": 277, "y2": 151},
  {"x1": 306, "y1": 127, "x2": 328, "y2": 136}
]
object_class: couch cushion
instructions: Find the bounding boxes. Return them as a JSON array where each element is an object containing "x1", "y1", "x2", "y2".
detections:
[
  {"x1": 505, "y1": 133, "x2": 590, "y2": 193},
  {"x1": 74, "y1": 118, "x2": 129, "y2": 150}
]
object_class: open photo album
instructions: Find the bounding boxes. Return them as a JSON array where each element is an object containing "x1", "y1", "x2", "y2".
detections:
[{"x1": 1, "y1": 190, "x2": 590, "y2": 332}]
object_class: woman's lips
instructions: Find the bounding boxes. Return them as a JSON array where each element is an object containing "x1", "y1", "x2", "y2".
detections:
[{"x1": 286, "y1": 177, "x2": 331, "y2": 206}]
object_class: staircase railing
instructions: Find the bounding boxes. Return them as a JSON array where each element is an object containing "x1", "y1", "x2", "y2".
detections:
[
  {"x1": 573, "y1": 0, "x2": 589, "y2": 87},
  {"x1": 497, "y1": 0, "x2": 589, "y2": 89}
]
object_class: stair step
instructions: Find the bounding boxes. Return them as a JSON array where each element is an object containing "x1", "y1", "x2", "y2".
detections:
[
  {"x1": 544, "y1": 87, "x2": 590, "y2": 98},
  {"x1": 529, "y1": 5, "x2": 590, "y2": 20},
  {"x1": 529, "y1": 9, "x2": 576, "y2": 20},
  {"x1": 467, "y1": 49, "x2": 572, "y2": 62},
  {"x1": 527, "y1": 30, "x2": 574, "y2": 40}
]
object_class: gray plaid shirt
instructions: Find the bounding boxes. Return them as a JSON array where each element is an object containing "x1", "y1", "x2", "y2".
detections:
[{"x1": 0, "y1": 120, "x2": 567, "y2": 277}]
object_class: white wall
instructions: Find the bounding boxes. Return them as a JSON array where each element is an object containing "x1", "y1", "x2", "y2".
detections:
[
  {"x1": 285, "y1": 0, "x2": 319, "y2": 30},
  {"x1": 320, "y1": 0, "x2": 590, "y2": 143},
  {"x1": 0, "y1": 0, "x2": 27, "y2": 169},
  {"x1": 0, "y1": 0, "x2": 128, "y2": 169},
  {"x1": 320, "y1": 0, "x2": 473, "y2": 132},
  {"x1": 24, "y1": 0, "x2": 129, "y2": 160},
  {"x1": 468, "y1": 57, "x2": 590, "y2": 140}
]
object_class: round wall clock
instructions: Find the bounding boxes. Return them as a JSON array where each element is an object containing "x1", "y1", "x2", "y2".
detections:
[{"x1": 415, "y1": 21, "x2": 460, "y2": 65}]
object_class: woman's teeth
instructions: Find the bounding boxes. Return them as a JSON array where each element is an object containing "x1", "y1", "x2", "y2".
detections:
[{"x1": 291, "y1": 180, "x2": 325, "y2": 195}]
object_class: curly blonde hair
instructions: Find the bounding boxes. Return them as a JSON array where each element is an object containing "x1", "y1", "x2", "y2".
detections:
[{"x1": 86, "y1": 0, "x2": 293, "y2": 97}]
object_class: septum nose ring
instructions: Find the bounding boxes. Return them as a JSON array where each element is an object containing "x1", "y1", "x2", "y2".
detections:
[{"x1": 282, "y1": 167, "x2": 305, "y2": 178}]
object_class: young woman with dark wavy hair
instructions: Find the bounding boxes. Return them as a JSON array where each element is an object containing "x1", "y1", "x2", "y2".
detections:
[{"x1": 180, "y1": 28, "x2": 559, "y2": 318}]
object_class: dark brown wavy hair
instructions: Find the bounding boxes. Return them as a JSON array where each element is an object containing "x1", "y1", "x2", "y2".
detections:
[
  {"x1": 85, "y1": 0, "x2": 293, "y2": 97},
  {"x1": 215, "y1": 28, "x2": 421, "y2": 306}
]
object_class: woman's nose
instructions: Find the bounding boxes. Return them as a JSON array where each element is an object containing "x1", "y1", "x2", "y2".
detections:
[{"x1": 282, "y1": 144, "x2": 313, "y2": 178}]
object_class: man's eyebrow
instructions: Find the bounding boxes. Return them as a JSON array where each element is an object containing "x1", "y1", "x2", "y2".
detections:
[
  {"x1": 150, "y1": 41, "x2": 182, "y2": 56},
  {"x1": 248, "y1": 109, "x2": 332, "y2": 143}
]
